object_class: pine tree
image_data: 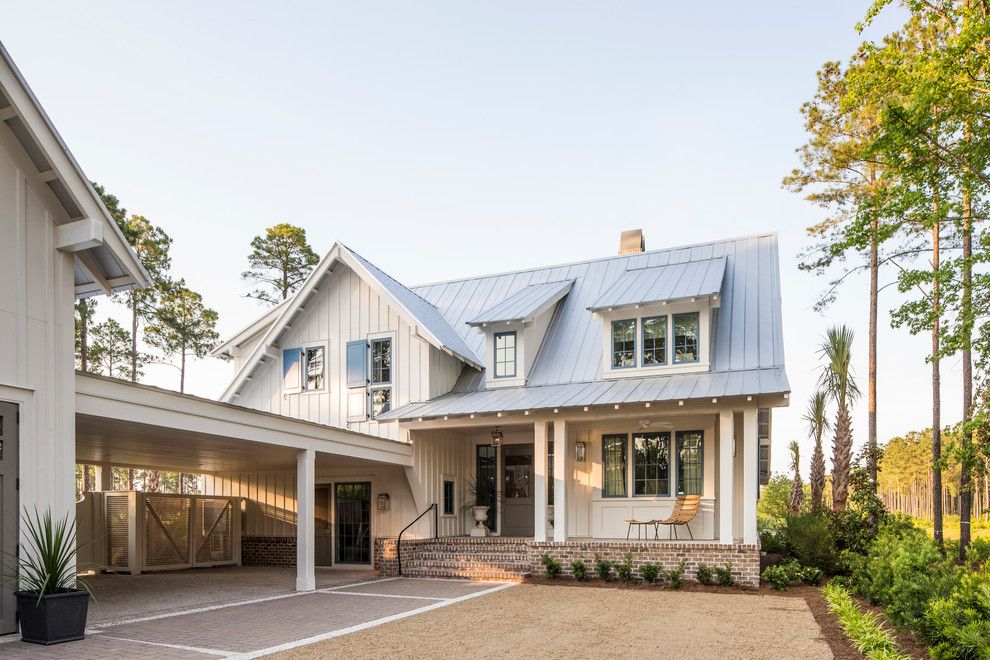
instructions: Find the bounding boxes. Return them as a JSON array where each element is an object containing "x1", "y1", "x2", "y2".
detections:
[
  {"x1": 242, "y1": 223, "x2": 320, "y2": 306},
  {"x1": 145, "y1": 280, "x2": 220, "y2": 393},
  {"x1": 89, "y1": 318, "x2": 143, "y2": 380}
]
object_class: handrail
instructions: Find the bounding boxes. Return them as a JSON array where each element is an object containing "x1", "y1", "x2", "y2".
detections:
[{"x1": 396, "y1": 503, "x2": 437, "y2": 577}]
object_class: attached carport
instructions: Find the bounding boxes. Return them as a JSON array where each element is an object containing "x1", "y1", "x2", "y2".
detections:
[{"x1": 74, "y1": 373, "x2": 413, "y2": 591}]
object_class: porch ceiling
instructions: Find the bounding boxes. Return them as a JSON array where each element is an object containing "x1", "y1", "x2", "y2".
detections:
[{"x1": 75, "y1": 373, "x2": 413, "y2": 472}]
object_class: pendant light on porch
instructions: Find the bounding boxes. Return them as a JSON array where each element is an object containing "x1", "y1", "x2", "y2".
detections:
[{"x1": 490, "y1": 426, "x2": 504, "y2": 447}]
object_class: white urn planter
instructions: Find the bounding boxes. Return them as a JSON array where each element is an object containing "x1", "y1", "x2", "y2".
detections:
[{"x1": 469, "y1": 505, "x2": 490, "y2": 537}]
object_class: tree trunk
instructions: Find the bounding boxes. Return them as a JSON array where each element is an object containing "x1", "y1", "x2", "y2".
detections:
[
  {"x1": 932, "y1": 208, "x2": 943, "y2": 548},
  {"x1": 960, "y1": 150, "x2": 974, "y2": 558},
  {"x1": 79, "y1": 302, "x2": 89, "y2": 372},
  {"x1": 868, "y1": 222, "x2": 879, "y2": 491},
  {"x1": 832, "y1": 403, "x2": 853, "y2": 510},
  {"x1": 810, "y1": 434, "x2": 826, "y2": 511},
  {"x1": 180, "y1": 347, "x2": 186, "y2": 393},
  {"x1": 82, "y1": 465, "x2": 91, "y2": 493},
  {"x1": 128, "y1": 468, "x2": 135, "y2": 490}
]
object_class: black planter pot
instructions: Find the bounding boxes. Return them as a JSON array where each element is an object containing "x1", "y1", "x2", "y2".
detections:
[{"x1": 15, "y1": 589, "x2": 90, "y2": 645}]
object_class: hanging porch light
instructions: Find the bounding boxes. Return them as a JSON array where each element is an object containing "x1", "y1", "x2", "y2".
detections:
[{"x1": 490, "y1": 426, "x2": 504, "y2": 447}]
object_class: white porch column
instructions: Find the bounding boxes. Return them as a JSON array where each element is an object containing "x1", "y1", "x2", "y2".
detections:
[
  {"x1": 94, "y1": 463, "x2": 113, "y2": 492},
  {"x1": 742, "y1": 408, "x2": 759, "y2": 545},
  {"x1": 718, "y1": 411, "x2": 735, "y2": 544},
  {"x1": 553, "y1": 420, "x2": 567, "y2": 542},
  {"x1": 533, "y1": 421, "x2": 548, "y2": 542},
  {"x1": 296, "y1": 448, "x2": 316, "y2": 591}
]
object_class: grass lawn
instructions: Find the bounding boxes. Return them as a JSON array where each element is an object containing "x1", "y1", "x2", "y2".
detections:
[
  {"x1": 275, "y1": 583, "x2": 833, "y2": 660},
  {"x1": 913, "y1": 516, "x2": 990, "y2": 541}
]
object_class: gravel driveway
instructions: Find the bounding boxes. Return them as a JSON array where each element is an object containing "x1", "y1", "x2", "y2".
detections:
[{"x1": 275, "y1": 583, "x2": 832, "y2": 660}]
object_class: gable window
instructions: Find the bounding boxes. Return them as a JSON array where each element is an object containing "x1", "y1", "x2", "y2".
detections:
[
  {"x1": 633, "y1": 431, "x2": 670, "y2": 496},
  {"x1": 282, "y1": 348, "x2": 302, "y2": 392},
  {"x1": 442, "y1": 478, "x2": 455, "y2": 516},
  {"x1": 304, "y1": 346, "x2": 325, "y2": 391},
  {"x1": 676, "y1": 430, "x2": 704, "y2": 495},
  {"x1": 494, "y1": 331, "x2": 517, "y2": 378},
  {"x1": 369, "y1": 337, "x2": 392, "y2": 419},
  {"x1": 642, "y1": 316, "x2": 667, "y2": 366},
  {"x1": 602, "y1": 434, "x2": 628, "y2": 497},
  {"x1": 611, "y1": 320, "x2": 636, "y2": 369},
  {"x1": 672, "y1": 312, "x2": 699, "y2": 364}
]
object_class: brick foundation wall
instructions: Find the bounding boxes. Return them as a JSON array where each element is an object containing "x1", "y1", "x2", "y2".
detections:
[
  {"x1": 242, "y1": 536, "x2": 296, "y2": 566},
  {"x1": 373, "y1": 537, "x2": 761, "y2": 587},
  {"x1": 529, "y1": 540, "x2": 760, "y2": 587}
]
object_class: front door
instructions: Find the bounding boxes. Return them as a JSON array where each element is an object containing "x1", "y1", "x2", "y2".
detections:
[
  {"x1": 476, "y1": 445, "x2": 498, "y2": 533},
  {"x1": 335, "y1": 482, "x2": 371, "y2": 564},
  {"x1": 314, "y1": 486, "x2": 332, "y2": 566},
  {"x1": 502, "y1": 444, "x2": 534, "y2": 536},
  {"x1": 0, "y1": 403, "x2": 18, "y2": 635}
]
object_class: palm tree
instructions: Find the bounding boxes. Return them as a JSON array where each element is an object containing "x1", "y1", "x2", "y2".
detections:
[
  {"x1": 803, "y1": 391, "x2": 830, "y2": 511},
  {"x1": 789, "y1": 441, "x2": 804, "y2": 514},
  {"x1": 819, "y1": 325, "x2": 859, "y2": 510}
]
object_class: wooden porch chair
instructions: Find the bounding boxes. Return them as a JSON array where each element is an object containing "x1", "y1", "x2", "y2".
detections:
[{"x1": 657, "y1": 495, "x2": 701, "y2": 540}]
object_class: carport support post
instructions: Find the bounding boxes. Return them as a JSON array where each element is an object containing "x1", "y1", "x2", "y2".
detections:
[
  {"x1": 552, "y1": 420, "x2": 567, "y2": 542},
  {"x1": 718, "y1": 412, "x2": 735, "y2": 544},
  {"x1": 94, "y1": 463, "x2": 113, "y2": 491},
  {"x1": 296, "y1": 448, "x2": 316, "y2": 592},
  {"x1": 742, "y1": 408, "x2": 759, "y2": 545},
  {"x1": 533, "y1": 421, "x2": 548, "y2": 542}
]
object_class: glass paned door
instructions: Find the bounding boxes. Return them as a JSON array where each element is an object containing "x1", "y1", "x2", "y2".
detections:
[
  {"x1": 476, "y1": 445, "x2": 498, "y2": 533},
  {"x1": 335, "y1": 482, "x2": 371, "y2": 564}
]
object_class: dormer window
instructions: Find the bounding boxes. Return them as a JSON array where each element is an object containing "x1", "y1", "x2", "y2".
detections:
[
  {"x1": 641, "y1": 316, "x2": 667, "y2": 366},
  {"x1": 494, "y1": 331, "x2": 517, "y2": 378},
  {"x1": 673, "y1": 313, "x2": 700, "y2": 364},
  {"x1": 611, "y1": 320, "x2": 636, "y2": 369}
]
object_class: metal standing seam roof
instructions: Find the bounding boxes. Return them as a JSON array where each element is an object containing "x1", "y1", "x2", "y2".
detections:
[
  {"x1": 588, "y1": 257, "x2": 727, "y2": 311},
  {"x1": 379, "y1": 233, "x2": 787, "y2": 420},
  {"x1": 467, "y1": 279, "x2": 574, "y2": 326}
]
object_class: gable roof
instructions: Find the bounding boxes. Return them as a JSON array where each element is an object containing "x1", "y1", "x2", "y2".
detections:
[
  {"x1": 587, "y1": 257, "x2": 726, "y2": 312},
  {"x1": 467, "y1": 279, "x2": 573, "y2": 326},
  {"x1": 0, "y1": 41, "x2": 148, "y2": 297},
  {"x1": 378, "y1": 232, "x2": 786, "y2": 420},
  {"x1": 211, "y1": 297, "x2": 292, "y2": 360},
  {"x1": 219, "y1": 242, "x2": 484, "y2": 401}
]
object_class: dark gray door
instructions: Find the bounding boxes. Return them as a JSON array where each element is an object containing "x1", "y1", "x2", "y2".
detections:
[
  {"x1": 502, "y1": 444, "x2": 534, "y2": 537},
  {"x1": 314, "y1": 486, "x2": 331, "y2": 567},
  {"x1": 476, "y1": 445, "x2": 498, "y2": 533},
  {"x1": 0, "y1": 402, "x2": 18, "y2": 635},
  {"x1": 335, "y1": 483, "x2": 371, "y2": 564}
]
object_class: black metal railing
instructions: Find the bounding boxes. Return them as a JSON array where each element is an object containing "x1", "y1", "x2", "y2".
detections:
[{"x1": 396, "y1": 503, "x2": 437, "y2": 577}]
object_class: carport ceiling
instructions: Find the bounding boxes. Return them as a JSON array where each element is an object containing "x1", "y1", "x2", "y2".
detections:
[{"x1": 76, "y1": 414, "x2": 383, "y2": 473}]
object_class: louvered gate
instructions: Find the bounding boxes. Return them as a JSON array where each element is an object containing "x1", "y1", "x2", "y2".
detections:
[{"x1": 88, "y1": 492, "x2": 241, "y2": 574}]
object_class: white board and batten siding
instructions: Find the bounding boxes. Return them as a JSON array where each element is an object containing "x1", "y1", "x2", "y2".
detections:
[
  {"x1": 234, "y1": 263, "x2": 464, "y2": 441},
  {"x1": 0, "y1": 124, "x2": 77, "y2": 521}
]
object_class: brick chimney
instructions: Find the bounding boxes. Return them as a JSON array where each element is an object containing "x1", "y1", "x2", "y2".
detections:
[{"x1": 618, "y1": 229, "x2": 645, "y2": 255}]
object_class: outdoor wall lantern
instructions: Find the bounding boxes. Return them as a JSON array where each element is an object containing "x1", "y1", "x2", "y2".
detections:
[
  {"x1": 376, "y1": 493, "x2": 391, "y2": 512},
  {"x1": 490, "y1": 426, "x2": 504, "y2": 447},
  {"x1": 575, "y1": 441, "x2": 587, "y2": 462}
]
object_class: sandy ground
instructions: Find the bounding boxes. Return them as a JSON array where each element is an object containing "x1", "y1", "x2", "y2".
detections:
[{"x1": 275, "y1": 583, "x2": 833, "y2": 660}]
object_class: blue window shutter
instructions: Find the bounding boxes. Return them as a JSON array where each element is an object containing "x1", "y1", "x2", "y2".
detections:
[
  {"x1": 282, "y1": 348, "x2": 302, "y2": 391},
  {"x1": 346, "y1": 340, "x2": 368, "y2": 388}
]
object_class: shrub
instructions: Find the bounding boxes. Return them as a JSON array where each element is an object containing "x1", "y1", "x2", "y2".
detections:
[
  {"x1": 571, "y1": 559, "x2": 588, "y2": 581},
  {"x1": 759, "y1": 526, "x2": 788, "y2": 555},
  {"x1": 926, "y1": 562, "x2": 990, "y2": 660},
  {"x1": 786, "y1": 512, "x2": 838, "y2": 572},
  {"x1": 800, "y1": 565, "x2": 824, "y2": 586},
  {"x1": 639, "y1": 562, "x2": 661, "y2": 584},
  {"x1": 615, "y1": 553, "x2": 633, "y2": 583},
  {"x1": 966, "y1": 538, "x2": 990, "y2": 566},
  {"x1": 696, "y1": 563, "x2": 714, "y2": 585},
  {"x1": 762, "y1": 564, "x2": 792, "y2": 591},
  {"x1": 668, "y1": 559, "x2": 687, "y2": 589},
  {"x1": 850, "y1": 519, "x2": 959, "y2": 632},
  {"x1": 594, "y1": 553, "x2": 612, "y2": 581},
  {"x1": 714, "y1": 562, "x2": 734, "y2": 586},
  {"x1": 822, "y1": 581, "x2": 909, "y2": 660},
  {"x1": 539, "y1": 553, "x2": 561, "y2": 579}
]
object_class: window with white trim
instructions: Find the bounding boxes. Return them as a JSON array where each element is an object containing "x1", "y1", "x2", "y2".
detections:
[
  {"x1": 494, "y1": 331, "x2": 517, "y2": 378},
  {"x1": 369, "y1": 337, "x2": 392, "y2": 419}
]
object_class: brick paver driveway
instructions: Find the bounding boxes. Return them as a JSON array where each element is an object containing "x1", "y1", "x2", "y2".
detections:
[{"x1": 0, "y1": 577, "x2": 512, "y2": 659}]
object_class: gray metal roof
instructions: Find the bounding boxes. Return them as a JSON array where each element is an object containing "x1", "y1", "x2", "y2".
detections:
[
  {"x1": 378, "y1": 233, "x2": 787, "y2": 419},
  {"x1": 341, "y1": 245, "x2": 484, "y2": 369},
  {"x1": 377, "y1": 366, "x2": 788, "y2": 420},
  {"x1": 587, "y1": 257, "x2": 726, "y2": 311},
  {"x1": 467, "y1": 279, "x2": 573, "y2": 326}
]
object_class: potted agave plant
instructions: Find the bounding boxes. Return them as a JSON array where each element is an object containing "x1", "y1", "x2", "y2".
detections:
[{"x1": 9, "y1": 508, "x2": 91, "y2": 645}]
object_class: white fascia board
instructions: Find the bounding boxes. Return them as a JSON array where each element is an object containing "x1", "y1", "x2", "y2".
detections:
[{"x1": 211, "y1": 297, "x2": 291, "y2": 359}]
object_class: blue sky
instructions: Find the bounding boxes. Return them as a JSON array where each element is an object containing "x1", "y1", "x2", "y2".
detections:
[{"x1": 4, "y1": 1, "x2": 942, "y2": 475}]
